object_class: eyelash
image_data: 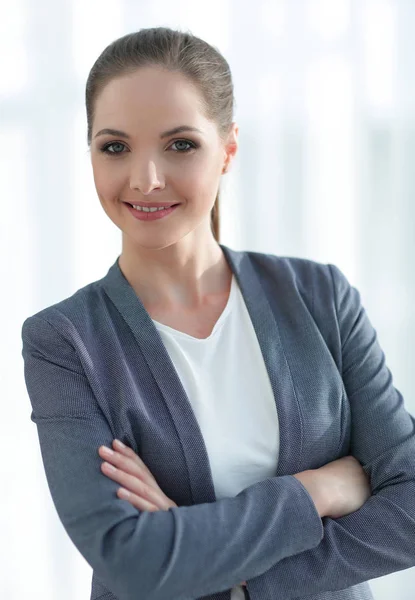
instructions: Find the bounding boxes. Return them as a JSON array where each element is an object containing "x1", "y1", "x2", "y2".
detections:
[{"x1": 99, "y1": 139, "x2": 199, "y2": 156}]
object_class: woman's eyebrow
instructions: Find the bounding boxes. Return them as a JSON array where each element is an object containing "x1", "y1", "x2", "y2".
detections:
[{"x1": 94, "y1": 125, "x2": 203, "y2": 140}]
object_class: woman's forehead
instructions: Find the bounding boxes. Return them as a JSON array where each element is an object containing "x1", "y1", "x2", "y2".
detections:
[
  {"x1": 98, "y1": 68, "x2": 200, "y2": 105},
  {"x1": 94, "y1": 74, "x2": 206, "y2": 124}
]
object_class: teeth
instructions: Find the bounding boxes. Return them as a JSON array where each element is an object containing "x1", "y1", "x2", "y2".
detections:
[{"x1": 132, "y1": 205, "x2": 170, "y2": 212}]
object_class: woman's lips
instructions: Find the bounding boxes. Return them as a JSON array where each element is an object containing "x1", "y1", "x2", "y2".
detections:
[
  {"x1": 125, "y1": 202, "x2": 179, "y2": 208},
  {"x1": 125, "y1": 202, "x2": 180, "y2": 221}
]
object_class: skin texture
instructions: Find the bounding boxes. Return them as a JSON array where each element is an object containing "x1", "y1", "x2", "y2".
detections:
[{"x1": 89, "y1": 65, "x2": 239, "y2": 311}]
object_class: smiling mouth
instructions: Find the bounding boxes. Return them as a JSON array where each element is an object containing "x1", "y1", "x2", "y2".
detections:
[
  {"x1": 125, "y1": 203, "x2": 181, "y2": 221},
  {"x1": 125, "y1": 203, "x2": 180, "y2": 209}
]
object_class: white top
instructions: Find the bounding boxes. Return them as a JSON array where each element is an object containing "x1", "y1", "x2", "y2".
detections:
[{"x1": 152, "y1": 274, "x2": 281, "y2": 599}]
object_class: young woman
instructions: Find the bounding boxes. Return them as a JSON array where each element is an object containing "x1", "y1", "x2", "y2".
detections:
[{"x1": 21, "y1": 27, "x2": 415, "y2": 600}]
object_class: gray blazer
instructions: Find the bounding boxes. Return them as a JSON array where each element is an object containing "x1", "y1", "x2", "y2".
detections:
[{"x1": 21, "y1": 244, "x2": 415, "y2": 600}]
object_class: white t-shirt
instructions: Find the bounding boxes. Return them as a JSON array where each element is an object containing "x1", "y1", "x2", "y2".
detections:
[{"x1": 152, "y1": 274, "x2": 280, "y2": 599}]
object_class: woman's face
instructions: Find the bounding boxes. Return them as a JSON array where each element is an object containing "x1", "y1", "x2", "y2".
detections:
[{"x1": 89, "y1": 66, "x2": 238, "y2": 250}]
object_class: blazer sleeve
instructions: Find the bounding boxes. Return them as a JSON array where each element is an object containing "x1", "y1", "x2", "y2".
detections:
[
  {"x1": 21, "y1": 314, "x2": 324, "y2": 600},
  {"x1": 247, "y1": 263, "x2": 415, "y2": 598}
]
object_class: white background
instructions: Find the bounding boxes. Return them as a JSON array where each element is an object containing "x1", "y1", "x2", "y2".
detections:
[{"x1": 2, "y1": 0, "x2": 415, "y2": 598}]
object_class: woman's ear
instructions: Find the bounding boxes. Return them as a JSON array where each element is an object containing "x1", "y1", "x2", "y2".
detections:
[{"x1": 222, "y1": 122, "x2": 239, "y2": 174}]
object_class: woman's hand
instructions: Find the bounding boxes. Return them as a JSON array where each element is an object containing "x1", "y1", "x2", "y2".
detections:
[
  {"x1": 98, "y1": 439, "x2": 177, "y2": 511},
  {"x1": 293, "y1": 455, "x2": 371, "y2": 519},
  {"x1": 98, "y1": 439, "x2": 247, "y2": 587},
  {"x1": 316, "y1": 455, "x2": 372, "y2": 519}
]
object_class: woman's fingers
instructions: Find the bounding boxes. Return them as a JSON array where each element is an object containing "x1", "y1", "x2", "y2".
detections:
[
  {"x1": 98, "y1": 442, "x2": 177, "y2": 511},
  {"x1": 116, "y1": 487, "x2": 160, "y2": 512},
  {"x1": 100, "y1": 459, "x2": 171, "y2": 509},
  {"x1": 112, "y1": 440, "x2": 157, "y2": 485},
  {"x1": 99, "y1": 444, "x2": 156, "y2": 491},
  {"x1": 111, "y1": 440, "x2": 162, "y2": 490}
]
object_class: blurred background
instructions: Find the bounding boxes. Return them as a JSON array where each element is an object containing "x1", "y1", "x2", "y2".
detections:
[{"x1": 2, "y1": 0, "x2": 415, "y2": 598}]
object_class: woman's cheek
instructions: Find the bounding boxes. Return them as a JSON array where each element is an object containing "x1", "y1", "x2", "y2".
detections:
[{"x1": 100, "y1": 177, "x2": 124, "y2": 203}]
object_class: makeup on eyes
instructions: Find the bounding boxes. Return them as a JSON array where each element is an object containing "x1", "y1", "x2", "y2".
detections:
[{"x1": 99, "y1": 138, "x2": 199, "y2": 156}]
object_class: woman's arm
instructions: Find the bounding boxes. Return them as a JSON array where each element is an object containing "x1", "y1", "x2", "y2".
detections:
[
  {"x1": 244, "y1": 264, "x2": 415, "y2": 598},
  {"x1": 22, "y1": 314, "x2": 324, "y2": 600}
]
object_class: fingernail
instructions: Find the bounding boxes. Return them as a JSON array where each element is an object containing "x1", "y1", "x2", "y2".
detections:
[
  {"x1": 101, "y1": 446, "x2": 114, "y2": 456},
  {"x1": 104, "y1": 462, "x2": 116, "y2": 472},
  {"x1": 119, "y1": 488, "x2": 130, "y2": 498},
  {"x1": 114, "y1": 439, "x2": 126, "y2": 449}
]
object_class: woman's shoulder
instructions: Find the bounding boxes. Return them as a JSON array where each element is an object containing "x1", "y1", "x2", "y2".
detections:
[
  {"x1": 242, "y1": 247, "x2": 335, "y2": 293},
  {"x1": 21, "y1": 276, "x2": 106, "y2": 336},
  {"x1": 246, "y1": 247, "x2": 328, "y2": 271}
]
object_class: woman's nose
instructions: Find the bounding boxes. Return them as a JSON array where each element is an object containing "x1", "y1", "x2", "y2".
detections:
[{"x1": 129, "y1": 160, "x2": 165, "y2": 194}]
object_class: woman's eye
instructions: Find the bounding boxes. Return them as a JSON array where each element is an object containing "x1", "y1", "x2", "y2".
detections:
[
  {"x1": 101, "y1": 142, "x2": 126, "y2": 155},
  {"x1": 100, "y1": 139, "x2": 197, "y2": 156},
  {"x1": 170, "y1": 139, "x2": 197, "y2": 153}
]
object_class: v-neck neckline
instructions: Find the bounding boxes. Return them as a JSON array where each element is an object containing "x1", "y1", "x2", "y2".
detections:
[
  {"x1": 100, "y1": 243, "x2": 305, "y2": 500},
  {"x1": 151, "y1": 274, "x2": 236, "y2": 341}
]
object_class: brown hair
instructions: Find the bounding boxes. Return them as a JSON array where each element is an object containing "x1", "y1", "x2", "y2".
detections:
[{"x1": 85, "y1": 27, "x2": 235, "y2": 242}]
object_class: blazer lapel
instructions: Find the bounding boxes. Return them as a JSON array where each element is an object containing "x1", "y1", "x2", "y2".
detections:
[
  {"x1": 100, "y1": 244, "x2": 303, "y2": 504},
  {"x1": 219, "y1": 245, "x2": 304, "y2": 477}
]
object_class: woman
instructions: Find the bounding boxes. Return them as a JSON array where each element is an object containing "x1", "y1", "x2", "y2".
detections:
[{"x1": 21, "y1": 27, "x2": 415, "y2": 600}]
